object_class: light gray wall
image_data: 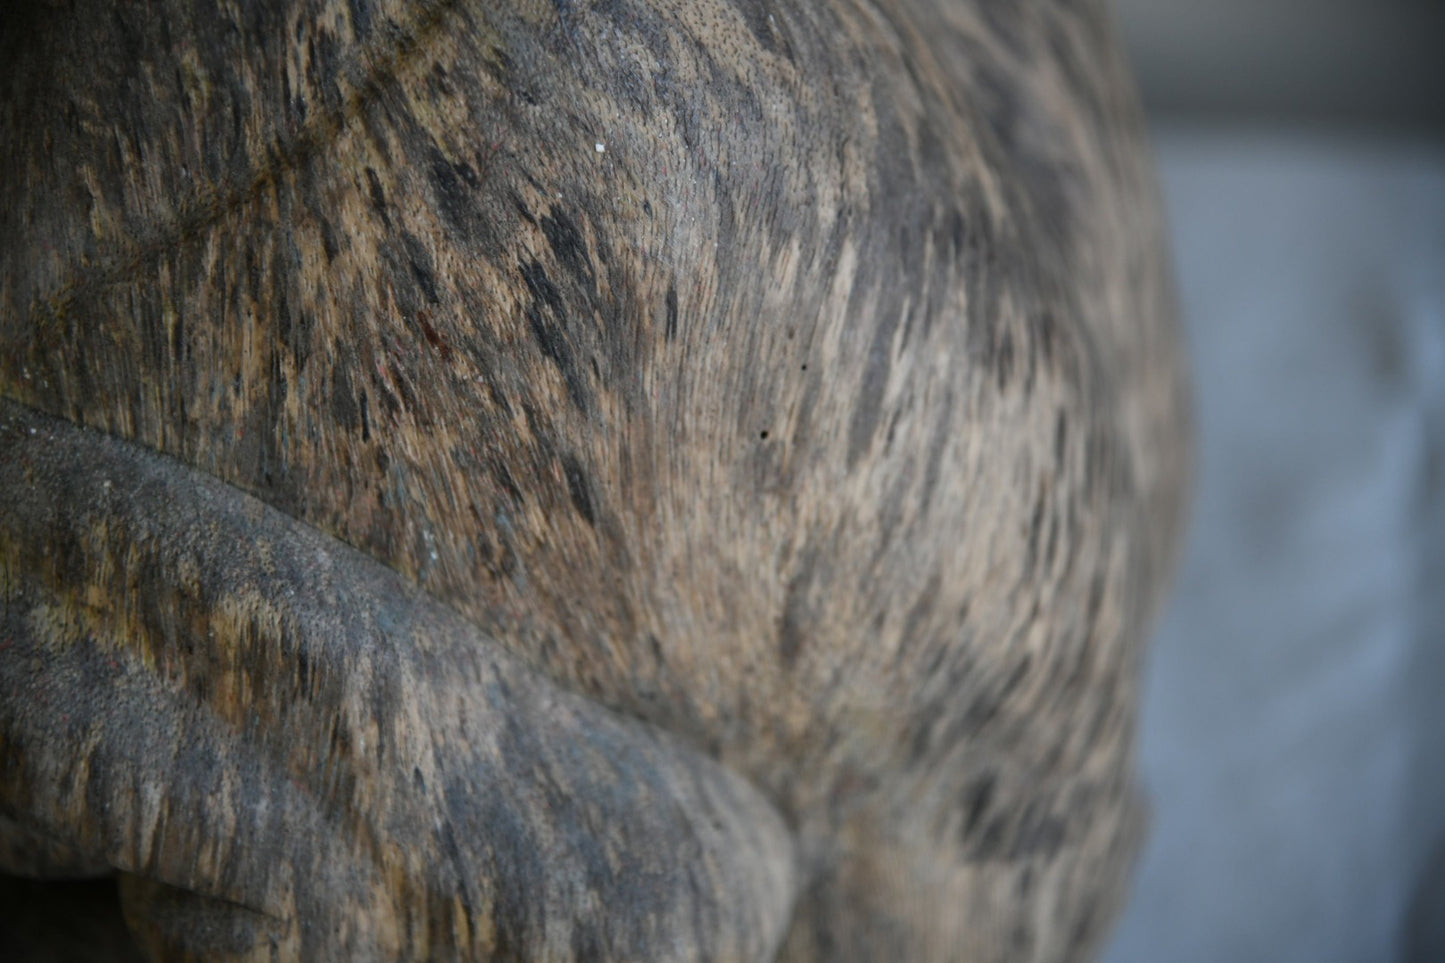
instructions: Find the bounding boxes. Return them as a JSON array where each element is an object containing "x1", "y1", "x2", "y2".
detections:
[{"x1": 1102, "y1": 132, "x2": 1445, "y2": 963}]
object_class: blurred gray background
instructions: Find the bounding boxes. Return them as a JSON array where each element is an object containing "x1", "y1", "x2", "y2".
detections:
[
  {"x1": 1116, "y1": 0, "x2": 1445, "y2": 133},
  {"x1": 1105, "y1": 2, "x2": 1445, "y2": 962}
]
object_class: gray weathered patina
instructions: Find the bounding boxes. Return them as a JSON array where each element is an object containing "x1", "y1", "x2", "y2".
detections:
[{"x1": 0, "y1": 0, "x2": 1191, "y2": 958}]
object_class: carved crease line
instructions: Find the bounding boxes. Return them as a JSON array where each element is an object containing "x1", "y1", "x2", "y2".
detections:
[{"x1": 29, "y1": 0, "x2": 464, "y2": 336}]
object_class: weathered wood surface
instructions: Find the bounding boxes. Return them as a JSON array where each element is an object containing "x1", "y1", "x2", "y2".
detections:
[
  {"x1": 1, "y1": 401, "x2": 797, "y2": 959},
  {"x1": 0, "y1": 0, "x2": 1191, "y2": 959}
]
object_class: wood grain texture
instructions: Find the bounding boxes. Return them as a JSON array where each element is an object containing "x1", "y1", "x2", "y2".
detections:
[
  {"x1": 0, "y1": 0, "x2": 1191, "y2": 959},
  {"x1": 1, "y1": 401, "x2": 799, "y2": 960}
]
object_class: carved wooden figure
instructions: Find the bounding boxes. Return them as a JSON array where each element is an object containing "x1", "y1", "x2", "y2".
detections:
[{"x1": 0, "y1": 0, "x2": 1190, "y2": 959}]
